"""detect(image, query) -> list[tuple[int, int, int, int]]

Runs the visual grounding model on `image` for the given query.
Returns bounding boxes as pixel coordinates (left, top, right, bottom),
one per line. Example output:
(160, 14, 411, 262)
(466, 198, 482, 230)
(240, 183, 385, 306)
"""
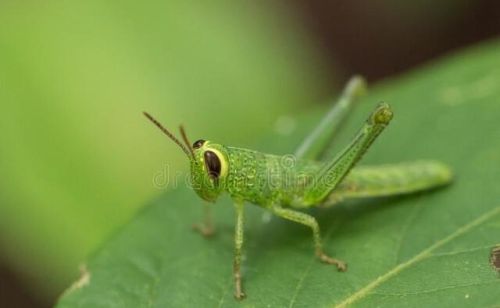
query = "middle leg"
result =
(192, 202, 215, 237)
(271, 205, 347, 271)
(233, 201, 246, 300)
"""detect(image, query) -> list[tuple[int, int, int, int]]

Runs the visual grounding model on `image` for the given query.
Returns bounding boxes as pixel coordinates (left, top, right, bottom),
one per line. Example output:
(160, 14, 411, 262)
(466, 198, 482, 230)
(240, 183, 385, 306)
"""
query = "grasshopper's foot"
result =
(192, 223, 215, 238)
(234, 271, 246, 300)
(317, 250, 347, 272)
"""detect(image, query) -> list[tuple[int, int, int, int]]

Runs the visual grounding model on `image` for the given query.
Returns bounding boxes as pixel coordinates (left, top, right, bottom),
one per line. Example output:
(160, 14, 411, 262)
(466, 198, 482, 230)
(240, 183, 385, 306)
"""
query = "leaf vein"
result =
(288, 258, 315, 308)
(372, 280, 500, 296)
(288, 215, 344, 307)
(333, 206, 500, 308)
(429, 245, 494, 257)
(217, 277, 233, 308)
(393, 200, 423, 264)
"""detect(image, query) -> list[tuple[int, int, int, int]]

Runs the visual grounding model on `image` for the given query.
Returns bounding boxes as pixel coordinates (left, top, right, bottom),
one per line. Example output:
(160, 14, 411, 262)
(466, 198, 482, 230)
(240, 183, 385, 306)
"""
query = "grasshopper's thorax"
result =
(223, 147, 318, 207)
(224, 147, 267, 204)
(190, 140, 229, 202)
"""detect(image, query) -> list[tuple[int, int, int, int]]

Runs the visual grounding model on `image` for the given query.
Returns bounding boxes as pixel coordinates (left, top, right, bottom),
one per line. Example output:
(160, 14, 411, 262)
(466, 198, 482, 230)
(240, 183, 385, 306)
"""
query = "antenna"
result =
(179, 125, 195, 159)
(143, 112, 191, 158)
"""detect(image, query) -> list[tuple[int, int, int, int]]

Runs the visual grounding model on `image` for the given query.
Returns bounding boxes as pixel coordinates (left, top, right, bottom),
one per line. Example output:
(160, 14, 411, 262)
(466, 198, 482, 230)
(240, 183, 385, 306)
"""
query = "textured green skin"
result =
(191, 144, 451, 208)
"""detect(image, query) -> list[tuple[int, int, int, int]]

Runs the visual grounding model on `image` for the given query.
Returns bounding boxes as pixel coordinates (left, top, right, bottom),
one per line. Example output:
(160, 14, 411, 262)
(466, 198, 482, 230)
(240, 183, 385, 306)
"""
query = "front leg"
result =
(271, 205, 347, 271)
(233, 201, 245, 300)
(192, 202, 215, 237)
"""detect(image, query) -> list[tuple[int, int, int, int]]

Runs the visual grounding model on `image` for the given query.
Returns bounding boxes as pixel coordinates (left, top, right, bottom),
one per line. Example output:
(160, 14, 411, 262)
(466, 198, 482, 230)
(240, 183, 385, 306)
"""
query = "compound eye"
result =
(193, 139, 206, 149)
(204, 150, 221, 179)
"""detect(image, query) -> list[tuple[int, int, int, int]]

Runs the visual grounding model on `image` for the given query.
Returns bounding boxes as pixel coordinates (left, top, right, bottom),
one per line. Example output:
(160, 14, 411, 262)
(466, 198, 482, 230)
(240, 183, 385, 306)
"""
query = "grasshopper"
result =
(144, 76, 452, 300)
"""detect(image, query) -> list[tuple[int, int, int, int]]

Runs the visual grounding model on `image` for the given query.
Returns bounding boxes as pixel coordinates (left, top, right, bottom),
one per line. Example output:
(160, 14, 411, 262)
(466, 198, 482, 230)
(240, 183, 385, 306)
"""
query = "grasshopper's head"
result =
(143, 112, 227, 202)
(189, 140, 228, 202)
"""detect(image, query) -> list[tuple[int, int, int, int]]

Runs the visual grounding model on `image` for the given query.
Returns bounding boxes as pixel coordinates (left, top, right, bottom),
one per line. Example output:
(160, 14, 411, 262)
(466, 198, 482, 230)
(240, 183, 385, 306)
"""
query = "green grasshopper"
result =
(144, 76, 452, 300)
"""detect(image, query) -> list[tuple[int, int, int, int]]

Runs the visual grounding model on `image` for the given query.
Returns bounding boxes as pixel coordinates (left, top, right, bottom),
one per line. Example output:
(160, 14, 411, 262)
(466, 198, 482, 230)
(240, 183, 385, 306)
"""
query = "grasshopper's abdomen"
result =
(325, 160, 453, 205)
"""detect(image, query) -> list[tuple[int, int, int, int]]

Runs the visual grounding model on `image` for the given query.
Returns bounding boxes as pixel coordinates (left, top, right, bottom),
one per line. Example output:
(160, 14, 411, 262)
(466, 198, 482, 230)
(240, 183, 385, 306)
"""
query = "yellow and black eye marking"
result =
(490, 245, 500, 275)
(204, 150, 222, 180)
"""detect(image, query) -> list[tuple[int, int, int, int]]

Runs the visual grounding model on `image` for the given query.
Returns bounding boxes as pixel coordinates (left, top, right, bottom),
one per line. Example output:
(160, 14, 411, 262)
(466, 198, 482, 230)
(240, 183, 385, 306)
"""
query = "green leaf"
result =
(57, 40, 500, 307)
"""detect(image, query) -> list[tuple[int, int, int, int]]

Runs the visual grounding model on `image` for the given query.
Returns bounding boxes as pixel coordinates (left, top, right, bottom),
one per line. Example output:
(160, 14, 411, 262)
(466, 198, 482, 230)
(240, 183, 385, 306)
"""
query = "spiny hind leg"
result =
(302, 103, 393, 204)
(271, 205, 347, 271)
(294, 76, 367, 161)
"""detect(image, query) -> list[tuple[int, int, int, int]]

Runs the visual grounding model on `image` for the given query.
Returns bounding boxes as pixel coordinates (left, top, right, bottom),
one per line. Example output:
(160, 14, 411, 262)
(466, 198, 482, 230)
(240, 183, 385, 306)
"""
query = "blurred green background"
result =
(0, 1, 499, 307)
